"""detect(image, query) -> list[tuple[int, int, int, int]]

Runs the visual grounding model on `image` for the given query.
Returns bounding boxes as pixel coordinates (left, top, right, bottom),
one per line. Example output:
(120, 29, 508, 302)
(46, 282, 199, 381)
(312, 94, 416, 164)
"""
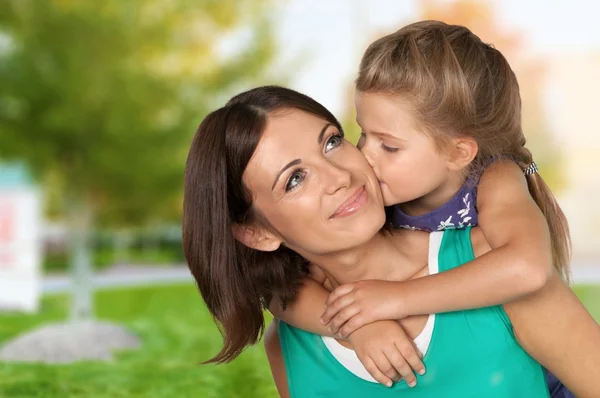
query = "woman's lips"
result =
(331, 186, 368, 218)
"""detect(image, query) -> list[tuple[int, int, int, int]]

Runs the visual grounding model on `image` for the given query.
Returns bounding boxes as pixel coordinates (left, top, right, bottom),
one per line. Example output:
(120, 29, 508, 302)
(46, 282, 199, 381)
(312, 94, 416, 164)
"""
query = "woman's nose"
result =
(323, 161, 352, 195)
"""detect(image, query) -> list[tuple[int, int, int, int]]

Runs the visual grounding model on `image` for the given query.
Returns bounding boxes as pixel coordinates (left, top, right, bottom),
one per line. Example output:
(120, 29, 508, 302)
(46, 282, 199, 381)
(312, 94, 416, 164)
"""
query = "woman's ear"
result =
(447, 136, 478, 171)
(232, 224, 281, 252)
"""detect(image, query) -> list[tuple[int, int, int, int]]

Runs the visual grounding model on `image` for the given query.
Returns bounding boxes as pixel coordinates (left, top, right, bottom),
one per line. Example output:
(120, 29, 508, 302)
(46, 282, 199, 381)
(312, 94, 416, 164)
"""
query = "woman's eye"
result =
(381, 142, 399, 153)
(285, 170, 305, 192)
(325, 134, 343, 152)
(357, 133, 366, 149)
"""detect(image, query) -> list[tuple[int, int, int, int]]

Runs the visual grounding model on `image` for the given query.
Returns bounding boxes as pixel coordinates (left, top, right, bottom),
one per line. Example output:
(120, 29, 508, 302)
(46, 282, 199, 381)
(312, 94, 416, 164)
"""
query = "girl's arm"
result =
(471, 159, 554, 290)
(268, 273, 600, 398)
(402, 160, 554, 311)
(504, 271, 600, 397)
(269, 273, 425, 387)
(322, 161, 555, 336)
(268, 277, 331, 336)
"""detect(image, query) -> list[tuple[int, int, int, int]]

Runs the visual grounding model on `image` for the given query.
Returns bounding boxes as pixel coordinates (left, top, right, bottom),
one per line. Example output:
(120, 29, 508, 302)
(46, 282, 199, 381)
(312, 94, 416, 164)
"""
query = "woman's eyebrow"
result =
(270, 123, 332, 191)
(317, 123, 333, 144)
(272, 159, 302, 191)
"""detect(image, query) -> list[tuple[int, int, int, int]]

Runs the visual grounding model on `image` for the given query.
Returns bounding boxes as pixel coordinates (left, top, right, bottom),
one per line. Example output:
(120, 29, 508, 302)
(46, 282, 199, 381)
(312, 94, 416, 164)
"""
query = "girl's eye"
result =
(325, 133, 344, 152)
(357, 133, 366, 149)
(381, 142, 399, 153)
(285, 170, 305, 192)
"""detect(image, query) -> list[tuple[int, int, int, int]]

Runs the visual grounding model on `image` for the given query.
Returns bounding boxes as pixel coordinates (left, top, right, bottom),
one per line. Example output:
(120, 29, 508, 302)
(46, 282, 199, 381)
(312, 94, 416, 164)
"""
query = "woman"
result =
(183, 86, 600, 397)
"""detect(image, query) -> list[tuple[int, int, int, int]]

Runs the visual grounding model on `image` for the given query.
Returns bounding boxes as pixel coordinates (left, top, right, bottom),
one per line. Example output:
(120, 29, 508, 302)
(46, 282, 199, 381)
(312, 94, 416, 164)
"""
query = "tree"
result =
(0, 0, 279, 362)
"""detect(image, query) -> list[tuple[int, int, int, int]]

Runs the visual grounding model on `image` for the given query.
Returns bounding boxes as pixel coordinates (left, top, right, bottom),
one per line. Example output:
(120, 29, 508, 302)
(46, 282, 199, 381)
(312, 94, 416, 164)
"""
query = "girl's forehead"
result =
(356, 93, 422, 137)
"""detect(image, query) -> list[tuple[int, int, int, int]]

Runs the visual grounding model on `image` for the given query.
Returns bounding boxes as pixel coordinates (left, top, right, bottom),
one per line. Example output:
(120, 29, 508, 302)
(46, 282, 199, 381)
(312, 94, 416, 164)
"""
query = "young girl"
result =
(271, 21, 573, 396)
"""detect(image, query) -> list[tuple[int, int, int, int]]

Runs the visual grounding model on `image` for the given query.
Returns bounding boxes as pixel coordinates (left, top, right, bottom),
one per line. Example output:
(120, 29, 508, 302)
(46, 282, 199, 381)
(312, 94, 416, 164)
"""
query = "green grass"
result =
(0, 284, 599, 398)
(0, 284, 277, 398)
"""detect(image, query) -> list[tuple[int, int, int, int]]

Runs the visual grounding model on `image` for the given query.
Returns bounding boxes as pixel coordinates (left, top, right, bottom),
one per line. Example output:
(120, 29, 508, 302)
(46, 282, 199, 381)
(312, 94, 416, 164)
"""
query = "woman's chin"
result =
(360, 208, 387, 235)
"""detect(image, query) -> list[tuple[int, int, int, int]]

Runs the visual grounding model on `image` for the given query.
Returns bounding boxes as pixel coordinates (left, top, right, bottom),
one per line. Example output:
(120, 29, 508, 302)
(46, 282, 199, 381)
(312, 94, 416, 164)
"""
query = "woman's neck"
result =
(306, 229, 429, 287)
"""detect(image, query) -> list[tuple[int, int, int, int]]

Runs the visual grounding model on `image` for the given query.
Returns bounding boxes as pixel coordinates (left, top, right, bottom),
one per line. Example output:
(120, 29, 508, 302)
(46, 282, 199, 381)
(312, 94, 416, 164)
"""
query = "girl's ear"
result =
(448, 136, 478, 171)
(232, 223, 281, 252)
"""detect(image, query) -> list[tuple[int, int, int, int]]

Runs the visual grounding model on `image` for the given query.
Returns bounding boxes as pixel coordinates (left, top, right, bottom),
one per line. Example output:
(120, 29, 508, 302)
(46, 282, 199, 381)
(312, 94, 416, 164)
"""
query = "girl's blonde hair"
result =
(356, 20, 571, 281)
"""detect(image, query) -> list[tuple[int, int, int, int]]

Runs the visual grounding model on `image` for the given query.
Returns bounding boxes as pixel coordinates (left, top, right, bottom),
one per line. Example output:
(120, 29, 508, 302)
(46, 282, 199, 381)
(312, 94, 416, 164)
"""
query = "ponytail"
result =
(525, 172, 572, 283)
(514, 146, 572, 283)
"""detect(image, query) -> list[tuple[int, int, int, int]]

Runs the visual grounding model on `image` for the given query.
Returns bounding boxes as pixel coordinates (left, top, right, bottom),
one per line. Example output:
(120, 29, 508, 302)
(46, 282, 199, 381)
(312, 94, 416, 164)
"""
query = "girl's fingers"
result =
(320, 294, 355, 324)
(325, 284, 355, 306)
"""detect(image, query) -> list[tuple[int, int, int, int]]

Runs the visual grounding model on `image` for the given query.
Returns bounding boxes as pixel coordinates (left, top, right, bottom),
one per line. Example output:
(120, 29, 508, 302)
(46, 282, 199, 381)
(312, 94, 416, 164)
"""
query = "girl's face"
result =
(242, 108, 386, 257)
(354, 91, 452, 207)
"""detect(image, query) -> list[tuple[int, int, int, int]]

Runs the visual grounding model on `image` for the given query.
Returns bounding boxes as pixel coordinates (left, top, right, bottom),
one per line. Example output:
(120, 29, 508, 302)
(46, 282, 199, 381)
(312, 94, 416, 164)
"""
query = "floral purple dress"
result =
(391, 182, 478, 232)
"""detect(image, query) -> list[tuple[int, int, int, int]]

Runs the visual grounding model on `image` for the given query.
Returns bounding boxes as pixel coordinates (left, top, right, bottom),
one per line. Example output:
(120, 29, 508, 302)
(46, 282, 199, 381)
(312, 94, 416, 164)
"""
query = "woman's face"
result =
(242, 108, 385, 257)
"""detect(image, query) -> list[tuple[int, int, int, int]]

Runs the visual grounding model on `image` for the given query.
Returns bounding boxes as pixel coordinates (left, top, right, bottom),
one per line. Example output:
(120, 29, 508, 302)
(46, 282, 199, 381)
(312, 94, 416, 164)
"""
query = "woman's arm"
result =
(264, 321, 290, 398)
(504, 271, 600, 397)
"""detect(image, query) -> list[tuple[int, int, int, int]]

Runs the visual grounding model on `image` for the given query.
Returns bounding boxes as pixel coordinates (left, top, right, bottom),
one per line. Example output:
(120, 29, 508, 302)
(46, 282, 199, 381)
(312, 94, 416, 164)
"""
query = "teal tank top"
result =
(278, 229, 549, 397)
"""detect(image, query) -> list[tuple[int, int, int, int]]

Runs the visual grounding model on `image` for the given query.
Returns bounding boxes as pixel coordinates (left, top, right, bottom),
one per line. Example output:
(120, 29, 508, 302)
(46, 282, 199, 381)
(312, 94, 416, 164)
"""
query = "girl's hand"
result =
(321, 280, 407, 337)
(347, 320, 425, 388)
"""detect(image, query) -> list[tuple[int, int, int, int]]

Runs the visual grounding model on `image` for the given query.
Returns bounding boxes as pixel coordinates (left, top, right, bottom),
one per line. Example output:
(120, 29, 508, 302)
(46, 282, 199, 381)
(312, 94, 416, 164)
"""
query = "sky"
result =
(272, 0, 600, 115)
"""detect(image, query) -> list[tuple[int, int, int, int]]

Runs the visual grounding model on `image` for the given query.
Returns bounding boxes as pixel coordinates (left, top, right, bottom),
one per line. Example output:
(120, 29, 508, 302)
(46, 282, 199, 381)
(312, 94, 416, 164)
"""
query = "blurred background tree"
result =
(0, 0, 280, 322)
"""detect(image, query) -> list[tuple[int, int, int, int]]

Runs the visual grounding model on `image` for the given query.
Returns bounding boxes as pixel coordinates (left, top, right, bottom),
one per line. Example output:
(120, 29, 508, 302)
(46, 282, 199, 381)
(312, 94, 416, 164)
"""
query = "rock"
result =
(0, 321, 140, 364)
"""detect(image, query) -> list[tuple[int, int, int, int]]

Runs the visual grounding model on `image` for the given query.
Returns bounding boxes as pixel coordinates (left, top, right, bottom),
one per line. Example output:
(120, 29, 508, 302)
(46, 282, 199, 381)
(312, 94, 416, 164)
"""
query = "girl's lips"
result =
(331, 186, 368, 218)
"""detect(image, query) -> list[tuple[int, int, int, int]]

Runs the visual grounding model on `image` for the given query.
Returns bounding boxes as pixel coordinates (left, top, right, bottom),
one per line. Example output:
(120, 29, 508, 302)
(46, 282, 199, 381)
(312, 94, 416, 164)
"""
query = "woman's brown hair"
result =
(183, 85, 344, 363)
(356, 20, 571, 281)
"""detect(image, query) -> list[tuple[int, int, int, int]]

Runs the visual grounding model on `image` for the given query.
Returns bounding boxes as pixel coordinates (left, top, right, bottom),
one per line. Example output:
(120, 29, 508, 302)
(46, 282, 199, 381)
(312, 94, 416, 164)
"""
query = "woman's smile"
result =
(331, 186, 368, 219)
